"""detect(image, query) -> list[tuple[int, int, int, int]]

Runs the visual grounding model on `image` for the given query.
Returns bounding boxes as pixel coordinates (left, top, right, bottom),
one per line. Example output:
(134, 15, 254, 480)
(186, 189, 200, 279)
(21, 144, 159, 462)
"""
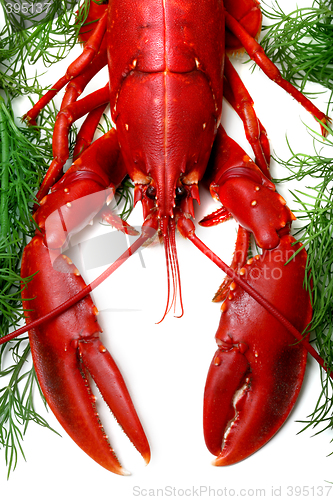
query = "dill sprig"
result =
(0, 93, 61, 476)
(273, 125, 333, 434)
(261, 0, 333, 437)
(0, 339, 59, 478)
(261, 0, 333, 96)
(0, 94, 51, 334)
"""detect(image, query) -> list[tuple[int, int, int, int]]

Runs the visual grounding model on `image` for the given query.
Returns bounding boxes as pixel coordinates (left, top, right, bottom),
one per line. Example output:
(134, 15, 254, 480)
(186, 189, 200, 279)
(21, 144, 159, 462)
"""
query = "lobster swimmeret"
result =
(5, 0, 329, 473)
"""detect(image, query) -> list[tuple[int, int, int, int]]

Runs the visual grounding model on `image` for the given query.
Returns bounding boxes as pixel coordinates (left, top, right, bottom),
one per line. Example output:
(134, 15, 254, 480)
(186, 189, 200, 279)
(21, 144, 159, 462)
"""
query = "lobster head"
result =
(112, 69, 220, 316)
(113, 70, 219, 221)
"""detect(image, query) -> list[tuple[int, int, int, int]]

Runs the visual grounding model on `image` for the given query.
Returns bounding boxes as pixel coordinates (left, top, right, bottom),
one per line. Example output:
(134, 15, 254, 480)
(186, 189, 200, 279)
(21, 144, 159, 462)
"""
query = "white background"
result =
(1, 0, 333, 498)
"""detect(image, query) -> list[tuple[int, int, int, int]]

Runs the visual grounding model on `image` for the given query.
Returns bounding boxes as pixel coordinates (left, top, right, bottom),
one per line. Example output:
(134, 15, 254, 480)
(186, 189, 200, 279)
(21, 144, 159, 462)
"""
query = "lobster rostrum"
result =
(6, 0, 330, 474)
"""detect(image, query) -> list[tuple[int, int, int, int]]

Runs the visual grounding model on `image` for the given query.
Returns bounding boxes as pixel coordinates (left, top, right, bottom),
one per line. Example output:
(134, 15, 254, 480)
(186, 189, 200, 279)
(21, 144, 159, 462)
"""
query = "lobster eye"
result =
(175, 185, 186, 199)
(146, 185, 156, 199)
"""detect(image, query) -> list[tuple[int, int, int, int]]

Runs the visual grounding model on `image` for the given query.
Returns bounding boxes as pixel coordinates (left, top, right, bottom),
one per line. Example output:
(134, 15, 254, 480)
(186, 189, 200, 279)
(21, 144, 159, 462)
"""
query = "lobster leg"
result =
(61, 50, 108, 110)
(223, 56, 270, 175)
(25, 49, 108, 126)
(66, 9, 107, 78)
(224, 0, 262, 54)
(56, 84, 110, 161)
(224, 10, 329, 134)
(73, 103, 109, 159)
(36, 84, 110, 202)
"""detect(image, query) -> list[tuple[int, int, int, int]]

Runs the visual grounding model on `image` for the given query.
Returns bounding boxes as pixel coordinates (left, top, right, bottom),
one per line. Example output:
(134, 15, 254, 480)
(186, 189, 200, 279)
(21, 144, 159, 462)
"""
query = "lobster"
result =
(3, 0, 330, 475)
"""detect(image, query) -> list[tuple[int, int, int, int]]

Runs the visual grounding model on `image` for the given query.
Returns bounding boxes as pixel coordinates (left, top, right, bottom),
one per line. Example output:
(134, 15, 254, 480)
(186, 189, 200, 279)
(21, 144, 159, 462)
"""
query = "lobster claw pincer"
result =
(203, 234, 312, 466)
(21, 235, 150, 474)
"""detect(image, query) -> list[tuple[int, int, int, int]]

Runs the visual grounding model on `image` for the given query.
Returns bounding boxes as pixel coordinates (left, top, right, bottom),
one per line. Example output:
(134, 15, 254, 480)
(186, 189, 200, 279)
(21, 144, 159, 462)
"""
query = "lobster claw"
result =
(21, 235, 150, 474)
(203, 234, 311, 465)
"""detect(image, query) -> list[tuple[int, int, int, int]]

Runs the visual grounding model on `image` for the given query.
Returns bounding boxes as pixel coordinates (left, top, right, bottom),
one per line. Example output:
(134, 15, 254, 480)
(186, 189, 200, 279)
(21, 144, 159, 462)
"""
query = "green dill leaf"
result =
(274, 122, 333, 439)
(0, 92, 61, 475)
(0, 0, 92, 96)
(261, 0, 333, 99)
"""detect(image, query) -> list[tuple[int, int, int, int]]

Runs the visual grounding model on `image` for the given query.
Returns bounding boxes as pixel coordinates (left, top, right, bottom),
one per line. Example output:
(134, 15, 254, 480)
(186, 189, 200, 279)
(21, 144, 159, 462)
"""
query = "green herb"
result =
(262, 0, 333, 437)
(0, 93, 61, 476)
(0, 339, 59, 478)
(273, 123, 333, 434)
(0, 94, 52, 335)
(0, 0, 91, 96)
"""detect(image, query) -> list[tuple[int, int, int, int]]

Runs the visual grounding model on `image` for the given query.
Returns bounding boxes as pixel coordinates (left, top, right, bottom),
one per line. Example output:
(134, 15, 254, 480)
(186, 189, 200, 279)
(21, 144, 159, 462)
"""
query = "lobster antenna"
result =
(157, 217, 173, 323)
(0, 227, 155, 346)
(157, 217, 184, 324)
(169, 217, 184, 319)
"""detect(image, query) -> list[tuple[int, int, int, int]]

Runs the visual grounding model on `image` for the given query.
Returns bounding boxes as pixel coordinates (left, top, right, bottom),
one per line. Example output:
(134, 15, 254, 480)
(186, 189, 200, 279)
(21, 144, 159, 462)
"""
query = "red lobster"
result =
(4, 0, 329, 474)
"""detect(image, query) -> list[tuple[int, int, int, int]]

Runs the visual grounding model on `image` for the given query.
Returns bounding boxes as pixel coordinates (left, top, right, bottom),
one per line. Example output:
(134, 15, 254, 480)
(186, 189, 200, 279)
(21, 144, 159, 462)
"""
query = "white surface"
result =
(1, 0, 333, 498)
